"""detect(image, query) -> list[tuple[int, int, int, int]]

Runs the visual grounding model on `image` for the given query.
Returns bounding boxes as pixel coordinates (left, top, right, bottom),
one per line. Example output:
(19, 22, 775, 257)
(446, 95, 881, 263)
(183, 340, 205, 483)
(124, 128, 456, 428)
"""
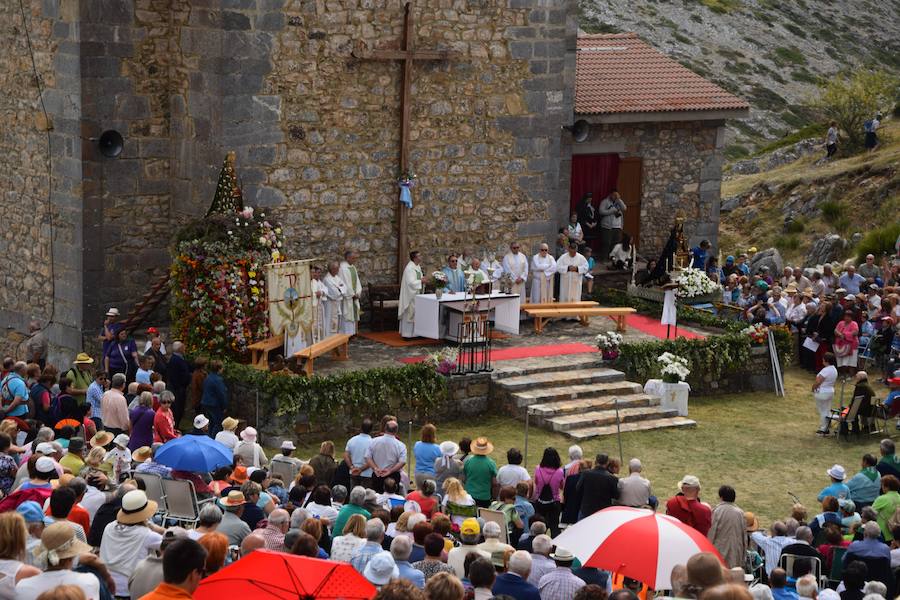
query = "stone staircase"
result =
(491, 354, 696, 440)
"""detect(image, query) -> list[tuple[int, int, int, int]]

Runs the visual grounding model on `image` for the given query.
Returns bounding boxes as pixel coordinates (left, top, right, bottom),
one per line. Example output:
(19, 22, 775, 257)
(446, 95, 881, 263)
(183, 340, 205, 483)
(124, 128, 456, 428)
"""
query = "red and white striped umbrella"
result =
(552, 506, 723, 590)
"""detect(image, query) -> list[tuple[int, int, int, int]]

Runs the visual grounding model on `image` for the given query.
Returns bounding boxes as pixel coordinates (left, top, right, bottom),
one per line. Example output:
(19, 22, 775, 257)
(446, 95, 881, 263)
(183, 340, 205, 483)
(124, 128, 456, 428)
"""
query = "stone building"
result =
(1, 1, 745, 359)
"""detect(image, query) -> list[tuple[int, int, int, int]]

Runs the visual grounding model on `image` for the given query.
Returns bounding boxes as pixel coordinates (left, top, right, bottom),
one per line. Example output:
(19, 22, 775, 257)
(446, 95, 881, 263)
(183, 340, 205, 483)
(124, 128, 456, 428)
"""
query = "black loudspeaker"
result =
(570, 120, 590, 143)
(97, 130, 124, 158)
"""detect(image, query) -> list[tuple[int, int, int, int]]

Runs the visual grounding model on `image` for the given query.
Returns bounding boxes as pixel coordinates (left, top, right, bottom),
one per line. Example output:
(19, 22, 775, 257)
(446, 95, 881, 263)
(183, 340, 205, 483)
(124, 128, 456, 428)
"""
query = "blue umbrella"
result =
(154, 435, 233, 473)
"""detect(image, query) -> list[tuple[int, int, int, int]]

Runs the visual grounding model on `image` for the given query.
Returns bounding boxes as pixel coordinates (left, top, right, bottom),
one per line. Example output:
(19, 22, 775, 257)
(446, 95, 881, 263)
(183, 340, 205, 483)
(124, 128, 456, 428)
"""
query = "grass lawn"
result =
(280, 366, 889, 527)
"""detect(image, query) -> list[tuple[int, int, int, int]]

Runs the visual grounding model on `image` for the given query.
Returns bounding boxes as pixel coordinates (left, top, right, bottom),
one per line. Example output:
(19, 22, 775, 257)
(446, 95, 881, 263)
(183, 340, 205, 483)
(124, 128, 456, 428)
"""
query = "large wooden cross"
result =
(353, 2, 460, 281)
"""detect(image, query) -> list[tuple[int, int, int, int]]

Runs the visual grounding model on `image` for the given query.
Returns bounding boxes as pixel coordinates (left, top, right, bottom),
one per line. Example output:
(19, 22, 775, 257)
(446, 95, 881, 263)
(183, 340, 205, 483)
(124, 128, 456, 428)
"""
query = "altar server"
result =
(323, 261, 351, 336)
(467, 257, 491, 294)
(502, 242, 529, 297)
(338, 251, 363, 335)
(399, 251, 425, 338)
(556, 242, 589, 302)
(530, 243, 556, 303)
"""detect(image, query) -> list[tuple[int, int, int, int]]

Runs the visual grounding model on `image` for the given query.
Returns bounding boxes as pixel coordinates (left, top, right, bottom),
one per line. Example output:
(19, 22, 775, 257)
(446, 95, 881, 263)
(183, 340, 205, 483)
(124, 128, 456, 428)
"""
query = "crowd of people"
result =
(7, 353, 900, 600)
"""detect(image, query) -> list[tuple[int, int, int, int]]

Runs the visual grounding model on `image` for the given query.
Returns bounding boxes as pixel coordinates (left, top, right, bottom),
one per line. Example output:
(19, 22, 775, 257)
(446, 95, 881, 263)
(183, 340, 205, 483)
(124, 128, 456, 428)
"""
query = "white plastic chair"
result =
(134, 472, 168, 519)
(160, 478, 212, 527)
(270, 458, 299, 486)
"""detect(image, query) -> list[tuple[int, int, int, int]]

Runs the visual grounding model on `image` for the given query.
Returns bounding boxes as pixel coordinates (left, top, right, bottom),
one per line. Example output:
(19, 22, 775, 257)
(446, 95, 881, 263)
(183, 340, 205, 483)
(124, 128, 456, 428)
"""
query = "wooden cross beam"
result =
(352, 2, 461, 282)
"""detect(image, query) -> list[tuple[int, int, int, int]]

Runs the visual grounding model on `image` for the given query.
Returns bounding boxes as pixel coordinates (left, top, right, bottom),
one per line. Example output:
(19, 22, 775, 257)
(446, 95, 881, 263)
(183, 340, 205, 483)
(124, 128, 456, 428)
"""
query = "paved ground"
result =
(311, 314, 710, 375)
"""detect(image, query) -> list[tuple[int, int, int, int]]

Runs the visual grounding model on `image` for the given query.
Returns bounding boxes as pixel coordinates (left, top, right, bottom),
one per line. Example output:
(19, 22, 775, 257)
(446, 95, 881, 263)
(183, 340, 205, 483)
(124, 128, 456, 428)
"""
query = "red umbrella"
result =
(552, 506, 723, 590)
(194, 550, 377, 600)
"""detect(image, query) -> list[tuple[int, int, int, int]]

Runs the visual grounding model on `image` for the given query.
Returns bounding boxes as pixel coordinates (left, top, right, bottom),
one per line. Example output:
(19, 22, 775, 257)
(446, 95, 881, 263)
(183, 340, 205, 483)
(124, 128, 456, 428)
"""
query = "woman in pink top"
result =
(532, 447, 565, 536)
(833, 310, 860, 376)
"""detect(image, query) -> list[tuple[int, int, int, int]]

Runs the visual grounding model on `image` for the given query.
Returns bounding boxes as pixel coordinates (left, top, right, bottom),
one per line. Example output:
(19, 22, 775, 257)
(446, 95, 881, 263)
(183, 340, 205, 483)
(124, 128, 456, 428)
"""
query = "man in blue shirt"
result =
(690, 240, 711, 271)
(441, 255, 466, 293)
(818, 464, 851, 501)
(86, 371, 108, 431)
(0, 361, 30, 418)
(390, 536, 425, 588)
(493, 550, 541, 600)
(345, 418, 374, 489)
(839, 265, 866, 295)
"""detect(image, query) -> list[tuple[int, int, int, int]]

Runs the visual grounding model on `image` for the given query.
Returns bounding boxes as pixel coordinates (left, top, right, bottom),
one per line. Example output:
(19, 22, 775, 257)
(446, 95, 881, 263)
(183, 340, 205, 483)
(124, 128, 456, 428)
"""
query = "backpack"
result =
(537, 470, 555, 503)
(864, 120, 874, 132)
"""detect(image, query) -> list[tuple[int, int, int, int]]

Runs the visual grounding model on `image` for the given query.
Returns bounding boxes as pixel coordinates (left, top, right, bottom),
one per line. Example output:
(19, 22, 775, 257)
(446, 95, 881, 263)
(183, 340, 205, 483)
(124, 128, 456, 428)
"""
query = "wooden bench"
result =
(248, 334, 284, 370)
(525, 307, 637, 334)
(520, 301, 599, 310)
(367, 283, 400, 332)
(292, 333, 351, 376)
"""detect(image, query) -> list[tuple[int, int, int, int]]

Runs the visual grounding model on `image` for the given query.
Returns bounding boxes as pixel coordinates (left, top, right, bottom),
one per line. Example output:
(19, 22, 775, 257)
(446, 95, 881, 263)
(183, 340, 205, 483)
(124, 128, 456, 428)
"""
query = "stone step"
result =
(528, 393, 658, 418)
(494, 368, 625, 393)
(545, 406, 679, 432)
(565, 417, 697, 440)
(512, 383, 646, 408)
(491, 354, 603, 380)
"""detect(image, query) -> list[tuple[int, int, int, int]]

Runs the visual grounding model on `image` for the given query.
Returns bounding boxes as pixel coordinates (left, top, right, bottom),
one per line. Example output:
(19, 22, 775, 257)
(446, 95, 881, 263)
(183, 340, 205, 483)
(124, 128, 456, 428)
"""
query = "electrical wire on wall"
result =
(14, 0, 56, 360)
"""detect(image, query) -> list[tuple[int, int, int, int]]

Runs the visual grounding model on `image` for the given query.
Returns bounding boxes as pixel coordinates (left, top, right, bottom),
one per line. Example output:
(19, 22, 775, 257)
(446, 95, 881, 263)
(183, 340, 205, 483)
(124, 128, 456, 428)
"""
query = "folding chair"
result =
(779, 553, 823, 588)
(134, 472, 168, 520)
(270, 459, 299, 487)
(871, 401, 888, 436)
(827, 395, 864, 441)
(160, 478, 213, 528)
(478, 508, 510, 546)
(828, 547, 846, 588)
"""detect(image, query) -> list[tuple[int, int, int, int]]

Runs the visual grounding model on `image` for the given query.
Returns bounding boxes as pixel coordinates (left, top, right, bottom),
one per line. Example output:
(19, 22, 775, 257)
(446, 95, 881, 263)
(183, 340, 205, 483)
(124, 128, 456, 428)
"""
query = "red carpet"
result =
(614, 313, 705, 340)
(398, 342, 598, 364)
(360, 330, 509, 347)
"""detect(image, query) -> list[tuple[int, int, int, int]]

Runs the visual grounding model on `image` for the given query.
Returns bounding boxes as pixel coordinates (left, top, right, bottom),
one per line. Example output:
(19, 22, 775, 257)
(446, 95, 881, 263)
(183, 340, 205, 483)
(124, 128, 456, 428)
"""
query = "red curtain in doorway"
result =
(570, 154, 620, 214)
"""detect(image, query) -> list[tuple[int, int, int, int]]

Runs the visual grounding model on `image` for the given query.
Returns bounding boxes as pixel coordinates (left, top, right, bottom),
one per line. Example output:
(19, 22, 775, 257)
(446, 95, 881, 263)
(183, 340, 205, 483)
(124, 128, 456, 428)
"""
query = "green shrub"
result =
(774, 234, 800, 251)
(791, 69, 821, 85)
(222, 361, 447, 421)
(690, 14, 703, 23)
(725, 145, 750, 160)
(771, 46, 807, 66)
(756, 122, 826, 155)
(856, 222, 900, 263)
(784, 218, 805, 234)
(673, 31, 692, 44)
(783, 23, 807, 38)
(699, 0, 742, 14)
(819, 199, 846, 221)
(813, 69, 899, 149)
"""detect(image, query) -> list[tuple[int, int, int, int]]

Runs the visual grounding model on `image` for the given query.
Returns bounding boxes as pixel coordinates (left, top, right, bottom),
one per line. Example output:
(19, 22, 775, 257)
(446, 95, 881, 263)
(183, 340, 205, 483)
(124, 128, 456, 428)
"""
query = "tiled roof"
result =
(575, 33, 750, 115)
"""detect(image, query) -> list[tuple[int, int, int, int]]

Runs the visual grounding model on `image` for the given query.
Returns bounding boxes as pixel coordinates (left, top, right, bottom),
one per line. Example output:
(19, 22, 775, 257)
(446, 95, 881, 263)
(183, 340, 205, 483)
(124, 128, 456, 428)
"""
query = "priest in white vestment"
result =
(530, 243, 556, 303)
(556, 242, 589, 302)
(338, 251, 362, 335)
(322, 261, 350, 336)
(399, 251, 424, 338)
(502, 242, 529, 297)
(485, 255, 503, 293)
(311, 265, 326, 343)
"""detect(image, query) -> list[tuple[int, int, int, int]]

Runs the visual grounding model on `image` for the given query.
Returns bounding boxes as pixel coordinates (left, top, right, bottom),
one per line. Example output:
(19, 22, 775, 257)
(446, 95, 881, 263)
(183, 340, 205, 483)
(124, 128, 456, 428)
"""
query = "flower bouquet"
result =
(464, 268, 486, 290)
(741, 323, 769, 345)
(675, 267, 720, 299)
(595, 331, 623, 361)
(432, 271, 448, 298)
(658, 352, 690, 383)
(424, 347, 458, 376)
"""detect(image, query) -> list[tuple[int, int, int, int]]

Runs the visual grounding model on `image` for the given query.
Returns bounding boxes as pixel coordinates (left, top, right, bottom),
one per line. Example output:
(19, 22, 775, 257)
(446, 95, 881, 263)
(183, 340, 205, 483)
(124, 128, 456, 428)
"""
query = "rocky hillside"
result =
(579, 0, 900, 157)
(718, 119, 899, 268)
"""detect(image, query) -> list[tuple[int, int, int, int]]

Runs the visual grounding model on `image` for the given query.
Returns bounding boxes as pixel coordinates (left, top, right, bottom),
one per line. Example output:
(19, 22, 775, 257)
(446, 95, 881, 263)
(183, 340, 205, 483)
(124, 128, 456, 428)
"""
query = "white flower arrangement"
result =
(675, 267, 720, 298)
(595, 331, 623, 351)
(464, 268, 485, 288)
(432, 271, 448, 287)
(658, 352, 690, 383)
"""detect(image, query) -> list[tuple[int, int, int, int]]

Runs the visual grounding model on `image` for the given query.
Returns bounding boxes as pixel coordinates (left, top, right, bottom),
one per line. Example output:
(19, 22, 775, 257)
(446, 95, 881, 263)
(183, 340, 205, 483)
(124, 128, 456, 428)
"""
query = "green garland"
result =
(222, 361, 447, 422)
(593, 288, 746, 332)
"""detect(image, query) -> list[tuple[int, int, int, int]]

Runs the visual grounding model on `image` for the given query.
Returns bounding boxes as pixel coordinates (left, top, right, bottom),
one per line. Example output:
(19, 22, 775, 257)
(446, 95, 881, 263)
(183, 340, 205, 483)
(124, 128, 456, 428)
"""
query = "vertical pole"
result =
(613, 396, 624, 465)
(396, 3, 413, 283)
(407, 419, 413, 482)
(255, 390, 260, 429)
(524, 409, 530, 469)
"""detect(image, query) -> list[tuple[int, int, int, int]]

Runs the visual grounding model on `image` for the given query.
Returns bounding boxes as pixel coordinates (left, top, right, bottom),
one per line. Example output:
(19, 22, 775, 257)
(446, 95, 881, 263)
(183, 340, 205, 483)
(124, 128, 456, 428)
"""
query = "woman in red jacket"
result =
(153, 390, 179, 443)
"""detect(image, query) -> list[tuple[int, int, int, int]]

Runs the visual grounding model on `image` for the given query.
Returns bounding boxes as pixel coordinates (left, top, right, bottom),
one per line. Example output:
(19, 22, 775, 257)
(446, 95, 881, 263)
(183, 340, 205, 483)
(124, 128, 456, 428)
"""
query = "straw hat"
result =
(73, 353, 94, 365)
(117, 490, 158, 525)
(280, 440, 296, 451)
(132, 446, 153, 462)
(219, 490, 246, 508)
(549, 547, 575, 562)
(471, 437, 493, 455)
(90, 431, 114, 448)
(222, 417, 239, 432)
(38, 523, 92, 566)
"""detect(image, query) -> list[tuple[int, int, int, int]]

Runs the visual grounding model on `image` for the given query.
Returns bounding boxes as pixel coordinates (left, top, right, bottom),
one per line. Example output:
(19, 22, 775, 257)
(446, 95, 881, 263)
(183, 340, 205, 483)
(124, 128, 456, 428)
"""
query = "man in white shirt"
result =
(338, 251, 363, 335)
(98, 490, 164, 597)
(598, 190, 626, 258)
(364, 420, 407, 493)
(399, 251, 424, 338)
(272, 440, 304, 469)
(502, 242, 529, 297)
(497, 448, 531, 491)
(617, 458, 653, 508)
(556, 243, 589, 302)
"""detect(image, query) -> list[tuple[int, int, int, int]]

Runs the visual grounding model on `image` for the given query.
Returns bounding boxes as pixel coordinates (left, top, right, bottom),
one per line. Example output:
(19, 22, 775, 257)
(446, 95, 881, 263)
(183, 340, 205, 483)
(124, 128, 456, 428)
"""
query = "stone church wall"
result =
(3, 0, 577, 355)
